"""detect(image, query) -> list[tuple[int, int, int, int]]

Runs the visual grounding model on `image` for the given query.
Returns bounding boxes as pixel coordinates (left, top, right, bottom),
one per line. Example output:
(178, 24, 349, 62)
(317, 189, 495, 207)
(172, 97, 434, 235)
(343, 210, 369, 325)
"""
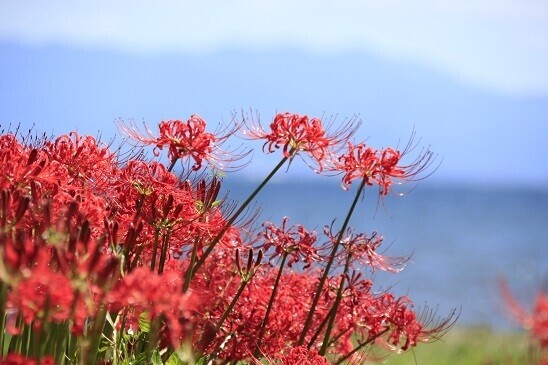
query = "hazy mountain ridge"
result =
(1, 42, 547, 184)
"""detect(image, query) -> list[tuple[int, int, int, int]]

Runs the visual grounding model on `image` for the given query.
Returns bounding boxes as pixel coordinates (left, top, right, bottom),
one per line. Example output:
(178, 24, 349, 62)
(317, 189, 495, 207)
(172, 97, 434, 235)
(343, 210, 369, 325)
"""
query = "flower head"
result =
(258, 217, 319, 269)
(334, 139, 435, 194)
(500, 279, 548, 350)
(106, 266, 202, 348)
(118, 115, 246, 171)
(243, 112, 358, 171)
(277, 346, 329, 365)
(325, 225, 409, 273)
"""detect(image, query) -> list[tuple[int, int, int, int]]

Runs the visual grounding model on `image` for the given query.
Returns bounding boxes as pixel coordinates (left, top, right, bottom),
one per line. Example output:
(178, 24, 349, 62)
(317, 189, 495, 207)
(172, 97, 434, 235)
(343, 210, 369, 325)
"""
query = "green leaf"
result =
(194, 357, 207, 365)
(138, 311, 151, 333)
(151, 350, 163, 365)
(166, 352, 186, 365)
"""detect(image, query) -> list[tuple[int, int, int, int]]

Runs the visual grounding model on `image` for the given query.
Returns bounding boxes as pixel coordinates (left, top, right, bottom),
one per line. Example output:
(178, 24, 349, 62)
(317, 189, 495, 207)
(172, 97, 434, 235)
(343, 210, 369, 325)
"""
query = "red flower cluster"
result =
(276, 346, 329, 365)
(0, 114, 453, 364)
(106, 266, 202, 347)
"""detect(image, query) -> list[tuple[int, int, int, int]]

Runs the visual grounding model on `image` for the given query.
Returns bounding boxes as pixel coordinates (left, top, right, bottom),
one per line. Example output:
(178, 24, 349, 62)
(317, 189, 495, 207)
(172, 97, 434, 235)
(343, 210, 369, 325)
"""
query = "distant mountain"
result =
(1, 42, 547, 185)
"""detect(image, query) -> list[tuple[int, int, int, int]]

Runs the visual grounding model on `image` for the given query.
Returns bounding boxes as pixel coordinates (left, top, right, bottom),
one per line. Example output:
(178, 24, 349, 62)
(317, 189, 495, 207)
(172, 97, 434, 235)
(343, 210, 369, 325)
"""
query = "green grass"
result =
(384, 326, 541, 365)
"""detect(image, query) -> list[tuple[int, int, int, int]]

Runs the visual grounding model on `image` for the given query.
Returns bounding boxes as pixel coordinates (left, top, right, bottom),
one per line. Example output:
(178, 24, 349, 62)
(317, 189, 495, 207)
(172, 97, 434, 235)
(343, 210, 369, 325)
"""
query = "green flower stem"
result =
(82, 306, 108, 365)
(307, 305, 336, 348)
(66, 332, 77, 365)
(320, 250, 353, 355)
(22, 322, 31, 356)
(333, 328, 389, 365)
(254, 252, 288, 357)
(34, 300, 50, 358)
(65, 334, 78, 364)
(184, 235, 201, 292)
(215, 275, 252, 333)
(9, 316, 25, 354)
(167, 157, 179, 173)
(149, 228, 161, 271)
(157, 230, 172, 274)
(206, 275, 255, 365)
(298, 178, 367, 346)
(144, 316, 163, 354)
(0, 282, 7, 354)
(183, 155, 289, 291)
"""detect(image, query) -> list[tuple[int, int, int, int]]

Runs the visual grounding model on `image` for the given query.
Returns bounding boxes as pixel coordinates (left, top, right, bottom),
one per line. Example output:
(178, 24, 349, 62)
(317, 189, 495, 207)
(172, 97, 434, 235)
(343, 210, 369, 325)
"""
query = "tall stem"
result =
(254, 252, 288, 357)
(157, 230, 171, 274)
(167, 157, 179, 173)
(184, 235, 201, 290)
(149, 228, 161, 271)
(183, 156, 288, 291)
(82, 305, 107, 365)
(307, 305, 335, 348)
(333, 328, 389, 365)
(298, 178, 366, 345)
(0, 282, 7, 354)
(214, 279, 249, 333)
(320, 251, 353, 355)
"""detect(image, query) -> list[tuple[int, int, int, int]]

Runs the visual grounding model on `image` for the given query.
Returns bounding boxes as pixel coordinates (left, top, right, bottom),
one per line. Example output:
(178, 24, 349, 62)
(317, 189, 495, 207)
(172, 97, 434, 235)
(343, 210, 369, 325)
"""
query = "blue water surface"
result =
(220, 178, 548, 330)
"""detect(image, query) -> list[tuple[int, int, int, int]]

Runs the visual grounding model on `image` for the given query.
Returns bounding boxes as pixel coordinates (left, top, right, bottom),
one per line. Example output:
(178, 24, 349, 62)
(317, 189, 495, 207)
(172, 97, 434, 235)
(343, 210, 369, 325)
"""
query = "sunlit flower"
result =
(243, 112, 358, 171)
(325, 225, 408, 273)
(333, 138, 435, 194)
(6, 253, 75, 331)
(276, 346, 329, 365)
(118, 115, 247, 170)
(258, 217, 320, 269)
(106, 266, 202, 348)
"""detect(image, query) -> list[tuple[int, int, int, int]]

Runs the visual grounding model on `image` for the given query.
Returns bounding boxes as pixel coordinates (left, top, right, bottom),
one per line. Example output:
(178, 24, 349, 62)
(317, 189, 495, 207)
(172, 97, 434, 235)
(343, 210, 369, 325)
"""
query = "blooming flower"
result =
(106, 266, 202, 348)
(276, 346, 329, 365)
(258, 217, 319, 269)
(243, 112, 358, 171)
(0, 119, 453, 363)
(6, 253, 75, 331)
(325, 225, 409, 273)
(118, 115, 246, 171)
(334, 140, 435, 194)
(500, 280, 548, 351)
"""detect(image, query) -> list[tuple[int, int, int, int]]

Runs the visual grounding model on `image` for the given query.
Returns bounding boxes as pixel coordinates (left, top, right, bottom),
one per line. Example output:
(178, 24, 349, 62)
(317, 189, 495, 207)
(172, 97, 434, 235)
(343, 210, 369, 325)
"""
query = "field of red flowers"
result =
(0, 112, 458, 364)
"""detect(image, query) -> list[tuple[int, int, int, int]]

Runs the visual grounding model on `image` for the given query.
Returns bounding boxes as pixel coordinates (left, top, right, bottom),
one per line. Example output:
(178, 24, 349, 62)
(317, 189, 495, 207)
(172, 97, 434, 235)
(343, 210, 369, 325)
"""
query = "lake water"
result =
(221, 179, 548, 330)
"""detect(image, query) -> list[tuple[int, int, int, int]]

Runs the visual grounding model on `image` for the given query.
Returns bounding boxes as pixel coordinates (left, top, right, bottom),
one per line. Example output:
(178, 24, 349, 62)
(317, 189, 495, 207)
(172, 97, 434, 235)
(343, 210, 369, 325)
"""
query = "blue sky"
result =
(1, 1, 547, 185)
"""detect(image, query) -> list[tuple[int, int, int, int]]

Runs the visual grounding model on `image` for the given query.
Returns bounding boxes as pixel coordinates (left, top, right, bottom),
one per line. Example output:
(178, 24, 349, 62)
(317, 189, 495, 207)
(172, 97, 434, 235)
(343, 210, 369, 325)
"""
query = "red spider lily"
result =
(118, 115, 246, 171)
(203, 269, 330, 361)
(106, 266, 202, 348)
(258, 217, 320, 269)
(243, 112, 359, 171)
(0, 119, 454, 363)
(0, 135, 66, 193)
(44, 132, 117, 185)
(500, 279, 548, 350)
(6, 252, 75, 332)
(334, 139, 435, 194)
(276, 346, 329, 365)
(325, 225, 409, 273)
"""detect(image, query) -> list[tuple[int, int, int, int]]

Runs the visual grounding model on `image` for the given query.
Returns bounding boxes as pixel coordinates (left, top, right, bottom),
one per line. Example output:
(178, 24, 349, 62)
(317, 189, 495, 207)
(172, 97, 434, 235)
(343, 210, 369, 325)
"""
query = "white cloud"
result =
(1, 0, 547, 96)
